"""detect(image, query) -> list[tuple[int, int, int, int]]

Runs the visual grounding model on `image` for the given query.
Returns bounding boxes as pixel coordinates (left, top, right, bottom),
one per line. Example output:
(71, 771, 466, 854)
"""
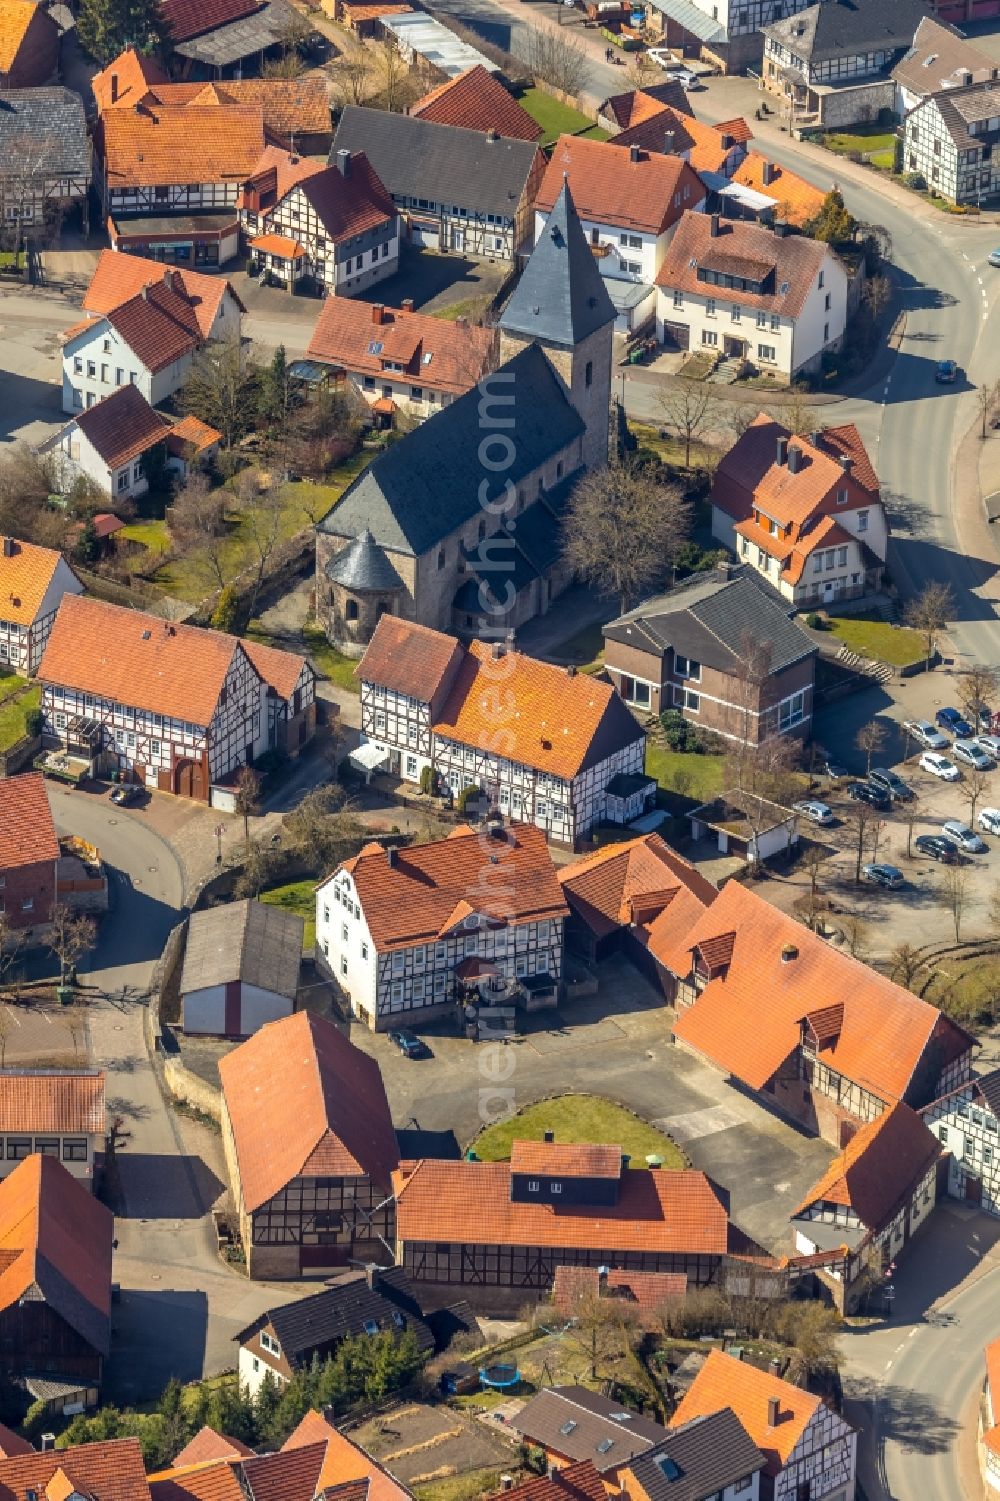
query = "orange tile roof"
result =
(821, 422, 880, 493)
(0, 0, 54, 76)
(0, 1153, 113, 1355)
(393, 1159, 730, 1256)
(0, 772, 59, 870)
(38, 594, 244, 727)
(712, 413, 880, 529)
(244, 142, 326, 205)
(792, 1101, 939, 1229)
(671, 1349, 819, 1475)
(611, 105, 743, 174)
(83, 249, 243, 340)
(0, 536, 73, 628)
(331, 822, 567, 952)
(637, 885, 715, 976)
(538, 134, 702, 234)
(411, 66, 542, 141)
(282, 1411, 411, 1501)
(166, 413, 223, 458)
(293, 156, 395, 242)
(731, 152, 826, 228)
(671, 881, 972, 1104)
(0, 1069, 105, 1134)
(0, 1439, 149, 1501)
(306, 297, 495, 397)
(103, 280, 203, 372)
(486, 1461, 606, 1501)
(92, 47, 168, 112)
(98, 103, 265, 188)
(715, 116, 754, 144)
(218, 1012, 399, 1212)
(656, 213, 832, 321)
(73, 384, 173, 471)
(600, 84, 692, 128)
(0, 1425, 31, 1459)
(150, 1461, 245, 1501)
(987, 1340, 1000, 1409)
(551, 1266, 687, 1326)
(510, 1141, 623, 1179)
(172, 1428, 255, 1467)
(251, 233, 305, 258)
(357, 613, 465, 705)
(113, 76, 333, 140)
(559, 833, 716, 941)
(242, 638, 309, 703)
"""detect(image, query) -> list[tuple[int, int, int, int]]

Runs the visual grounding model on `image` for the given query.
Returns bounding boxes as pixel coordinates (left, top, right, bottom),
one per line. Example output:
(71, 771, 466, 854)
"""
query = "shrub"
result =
(419, 764, 436, 795)
(24, 707, 43, 737)
(805, 612, 823, 630)
(902, 171, 926, 190)
(456, 784, 480, 814)
(22, 1399, 49, 1438)
(211, 584, 239, 632)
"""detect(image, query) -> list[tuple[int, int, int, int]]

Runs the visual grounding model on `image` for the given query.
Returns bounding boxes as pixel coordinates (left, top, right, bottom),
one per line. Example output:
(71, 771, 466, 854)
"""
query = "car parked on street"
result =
(110, 784, 143, 806)
(847, 780, 890, 808)
(862, 862, 905, 889)
(990, 249, 1000, 269)
(936, 707, 975, 738)
(952, 739, 994, 770)
(935, 359, 958, 383)
(919, 752, 961, 781)
(979, 807, 1000, 835)
(942, 819, 988, 853)
(915, 833, 960, 863)
(869, 768, 915, 802)
(388, 1029, 430, 1059)
(792, 799, 834, 825)
(904, 719, 948, 750)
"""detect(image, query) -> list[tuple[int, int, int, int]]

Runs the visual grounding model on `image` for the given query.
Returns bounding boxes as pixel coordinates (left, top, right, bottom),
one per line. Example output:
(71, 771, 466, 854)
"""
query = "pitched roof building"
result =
(82, 249, 244, 341)
(0, 536, 82, 676)
(902, 77, 1000, 205)
(597, 82, 693, 131)
(513, 1387, 671, 1481)
(410, 65, 542, 140)
(0, 772, 61, 941)
(551, 1265, 688, 1328)
(727, 152, 827, 227)
(0, 1438, 150, 1501)
(762, 0, 929, 123)
(609, 106, 749, 175)
(160, 0, 303, 74)
(671, 880, 973, 1144)
(0, 0, 59, 87)
(0, 1068, 106, 1184)
(0, 86, 90, 235)
(171, 1428, 255, 1467)
(892, 15, 997, 111)
(219, 1011, 399, 1278)
(180, 898, 304, 1039)
(623, 1412, 767, 1501)
(486, 1461, 606, 1501)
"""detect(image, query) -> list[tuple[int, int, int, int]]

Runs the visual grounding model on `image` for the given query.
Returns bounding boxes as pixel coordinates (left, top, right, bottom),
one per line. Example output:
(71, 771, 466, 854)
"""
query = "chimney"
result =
(774, 219, 790, 238)
(565, 664, 577, 677)
(40, 1434, 55, 1451)
(769, 1358, 781, 1376)
(809, 429, 822, 447)
(721, 131, 734, 149)
(141, 284, 148, 300)
(776, 435, 788, 467)
(337, 148, 352, 177)
(621, 1153, 631, 1170)
(630, 144, 641, 163)
(365, 1263, 379, 1290)
(110, 72, 119, 104)
(387, 845, 398, 868)
(372, 303, 385, 325)
(767, 1397, 780, 1427)
(716, 557, 732, 581)
(781, 942, 798, 963)
(1, 537, 13, 557)
(491, 640, 505, 661)
(543, 1129, 555, 1143)
(839, 454, 854, 476)
(762, 160, 775, 186)
(486, 127, 499, 143)
(787, 444, 802, 475)
(401, 298, 414, 312)
(709, 213, 720, 238)
(501, 1479, 514, 1493)
(664, 130, 675, 154)
(163, 268, 175, 292)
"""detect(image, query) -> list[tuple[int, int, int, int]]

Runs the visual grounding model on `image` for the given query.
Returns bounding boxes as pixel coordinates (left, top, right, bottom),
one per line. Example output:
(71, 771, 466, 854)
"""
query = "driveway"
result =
(0, 287, 81, 445)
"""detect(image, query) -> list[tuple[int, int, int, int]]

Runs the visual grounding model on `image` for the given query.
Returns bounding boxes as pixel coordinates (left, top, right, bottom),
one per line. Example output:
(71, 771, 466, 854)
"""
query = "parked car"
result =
(942, 819, 988, 853)
(822, 758, 849, 779)
(952, 738, 994, 770)
(110, 784, 142, 806)
(869, 768, 915, 802)
(792, 799, 834, 825)
(388, 1029, 430, 1059)
(846, 780, 890, 808)
(936, 707, 974, 738)
(862, 862, 904, 889)
(976, 735, 1000, 758)
(914, 833, 960, 863)
(979, 807, 1000, 835)
(990, 249, 1000, 269)
(935, 359, 958, 383)
(975, 702, 994, 728)
(919, 751, 961, 780)
(903, 719, 948, 750)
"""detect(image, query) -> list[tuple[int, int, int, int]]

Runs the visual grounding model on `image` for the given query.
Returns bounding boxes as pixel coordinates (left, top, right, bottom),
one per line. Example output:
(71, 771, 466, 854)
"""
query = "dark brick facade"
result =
(1, 854, 56, 934)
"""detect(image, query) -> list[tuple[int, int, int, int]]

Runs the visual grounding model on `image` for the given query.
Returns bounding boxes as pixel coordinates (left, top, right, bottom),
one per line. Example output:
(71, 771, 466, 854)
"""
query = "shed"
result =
(181, 897, 304, 1037)
(687, 790, 797, 865)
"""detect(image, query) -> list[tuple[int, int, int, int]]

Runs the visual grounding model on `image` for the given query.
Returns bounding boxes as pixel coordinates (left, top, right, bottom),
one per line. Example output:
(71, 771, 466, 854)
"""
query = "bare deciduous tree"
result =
(792, 844, 828, 931)
(960, 765, 991, 827)
(855, 719, 887, 776)
(242, 479, 286, 617)
(233, 839, 280, 899)
(562, 461, 689, 612)
(337, 54, 373, 106)
(847, 799, 880, 883)
(566, 1292, 637, 1382)
(234, 765, 263, 846)
(179, 334, 262, 450)
(959, 664, 997, 727)
(168, 470, 229, 589)
(903, 581, 954, 670)
(842, 913, 869, 959)
(521, 29, 590, 98)
(941, 864, 970, 942)
(977, 378, 1000, 440)
(658, 382, 718, 469)
(48, 905, 96, 985)
(862, 274, 892, 325)
(889, 941, 925, 991)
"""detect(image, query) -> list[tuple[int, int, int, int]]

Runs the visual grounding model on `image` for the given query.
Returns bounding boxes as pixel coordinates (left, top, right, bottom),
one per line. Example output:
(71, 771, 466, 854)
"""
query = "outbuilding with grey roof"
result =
(180, 897, 304, 1038)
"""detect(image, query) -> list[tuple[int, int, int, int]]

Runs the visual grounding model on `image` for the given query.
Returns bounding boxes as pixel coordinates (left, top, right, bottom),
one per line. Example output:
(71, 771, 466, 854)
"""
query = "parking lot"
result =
(0, 288, 79, 447)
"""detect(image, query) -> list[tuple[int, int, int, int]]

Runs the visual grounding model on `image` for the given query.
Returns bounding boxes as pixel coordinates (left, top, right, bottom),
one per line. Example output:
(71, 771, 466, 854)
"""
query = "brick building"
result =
(0, 773, 60, 942)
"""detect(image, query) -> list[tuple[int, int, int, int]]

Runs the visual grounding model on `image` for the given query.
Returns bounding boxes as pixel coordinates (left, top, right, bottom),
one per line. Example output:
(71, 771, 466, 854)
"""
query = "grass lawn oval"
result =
(470, 1093, 686, 1169)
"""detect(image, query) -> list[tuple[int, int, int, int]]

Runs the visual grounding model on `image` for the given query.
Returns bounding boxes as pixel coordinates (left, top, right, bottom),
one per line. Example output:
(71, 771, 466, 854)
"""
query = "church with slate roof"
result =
(314, 181, 615, 652)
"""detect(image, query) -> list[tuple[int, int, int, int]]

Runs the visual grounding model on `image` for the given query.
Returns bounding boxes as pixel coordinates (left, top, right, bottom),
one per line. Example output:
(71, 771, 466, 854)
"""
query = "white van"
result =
(978, 807, 1000, 835)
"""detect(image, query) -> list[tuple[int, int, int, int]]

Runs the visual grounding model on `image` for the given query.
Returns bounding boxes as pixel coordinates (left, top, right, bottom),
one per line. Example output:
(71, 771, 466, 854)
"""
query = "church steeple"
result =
(498, 177, 616, 349)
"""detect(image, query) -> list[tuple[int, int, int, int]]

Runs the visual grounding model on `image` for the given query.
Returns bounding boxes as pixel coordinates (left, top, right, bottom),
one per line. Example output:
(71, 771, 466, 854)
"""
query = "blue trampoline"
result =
(480, 1362, 521, 1390)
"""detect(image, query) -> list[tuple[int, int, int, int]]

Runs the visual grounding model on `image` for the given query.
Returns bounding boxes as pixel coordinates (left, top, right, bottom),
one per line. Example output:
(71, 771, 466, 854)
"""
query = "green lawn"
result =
(824, 612, 924, 667)
(517, 87, 608, 146)
(0, 672, 25, 707)
(119, 519, 170, 556)
(472, 1094, 687, 1169)
(548, 620, 605, 673)
(821, 127, 896, 158)
(302, 622, 360, 693)
(645, 743, 725, 802)
(0, 682, 40, 752)
(259, 879, 316, 949)
(630, 421, 720, 471)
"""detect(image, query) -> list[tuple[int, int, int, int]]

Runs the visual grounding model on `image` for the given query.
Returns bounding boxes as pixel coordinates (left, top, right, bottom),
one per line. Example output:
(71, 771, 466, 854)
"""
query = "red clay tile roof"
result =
(160, 0, 259, 43)
(0, 1153, 113, 1356)
(172, 1428, 255, 1467)
(0, 1069, 105, 1134)
(330, 822, 567, 952)
(712, 413, 880, 528)
(0, 0, 56, 78)
(551, 1266, 687, 1326)
(792, 1101, 940, 1229)
(671, 1349, 819, 1475)
(242, 638, 309, 703)
(73, 384, 172, 470)
(357, 614, 465, 705)
(671, 881, 972, 1104)
(988, 1340, 1000, 1408)
(510, 1141, 623, 1179)
(393, 1159, 730, 1256)
(218, 1012, 399, 1212)
(103, 280, 203, 372)
(251, 233, 305, 257)
(656, 212, 832, 320)
(820, 422, 880, 493)
(0, 1438, 149, 1501)
(600, 84, 693, 128)
(294, 155, 395, 242)
(83, 250, 244, 340)
(0, 772, 60, 870)
(411, 66, 542, 141)
(0, 1426, 32, 1460)
(731, 153, 826, 228)
(559, 834, 716, 941)
(714, 116, 754, 144)
(538, 134, 703, 234)
(243, 143, 326, 206)
(281, 1411, 411, 1501)
(0, 537, 74, 628)
(638, 887, 715, 976)
(38, 594, 245, 727)
(243, 1443, 328, 1501)
(150, 1461, 246, 1501)
(611, 106, 747, 174)
(306, 298, 495, 397)
(92, 47, 169, 111)
(98, 103, 265, 187)
(486, 1462, 606, 1501)
(166, 414, 223, 459)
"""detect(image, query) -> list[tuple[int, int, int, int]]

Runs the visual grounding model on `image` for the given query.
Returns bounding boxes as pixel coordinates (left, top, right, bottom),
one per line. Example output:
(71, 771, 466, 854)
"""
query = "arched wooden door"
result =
(174, 759, 205, 801)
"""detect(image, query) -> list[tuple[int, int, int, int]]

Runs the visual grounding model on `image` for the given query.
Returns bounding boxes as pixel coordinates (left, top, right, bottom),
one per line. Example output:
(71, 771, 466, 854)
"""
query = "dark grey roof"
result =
(317, 343, 585, 557)
(174, 0, 297, 64)
(331, 106, 540, 219)
(604, 567, 816, 677)
(764, 0, 929, 62)
(976, 1069, 1000, 1117)
(454, 477, 576, 612)
(238, 1267, 435, 1366)
(928, 81, 1000, 149)
(0, 88, 89, 179)
(499, 180, 616, 348)
(325, 528, 404, 593)
(180, 898, 303, 1001)
(514, 1386, 670, 1473)
(632, 1411, 766, 1501)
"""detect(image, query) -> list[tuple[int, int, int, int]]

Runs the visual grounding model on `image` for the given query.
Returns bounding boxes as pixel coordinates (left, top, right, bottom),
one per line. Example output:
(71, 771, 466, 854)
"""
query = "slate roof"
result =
(627, 1411, 766, 1501)
(513, 1387, 671, 1472)
(237, 1266, 434, 1365)
(411, 65, 542, 140)
(325, 529, 404, 592)
(0, 771, 60, 870)
(499, 180, 616, 348)
(0, 1069, 105, 1135)
(180, 898, 303, 1002)
(920, 79, 1000, 149)
(316, 343, 584, 557)
(331, 106, 541, 219)
(791, 1100, 940, 1230)
(0, 87, 88, 178)
(604, 566, 815, 677)
(892, 16, 996, 98)
(764, 0, 929, 63)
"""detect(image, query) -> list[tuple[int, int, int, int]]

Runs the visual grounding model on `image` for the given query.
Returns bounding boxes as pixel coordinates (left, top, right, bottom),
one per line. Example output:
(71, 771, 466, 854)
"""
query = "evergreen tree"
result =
(803, 189, 855, 245)
(77, 0, 168, 64)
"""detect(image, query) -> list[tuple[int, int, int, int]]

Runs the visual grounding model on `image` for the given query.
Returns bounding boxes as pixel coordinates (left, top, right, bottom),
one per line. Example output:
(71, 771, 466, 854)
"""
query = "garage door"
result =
(662, 320, 690, 350)
(409, 219, 440, 249)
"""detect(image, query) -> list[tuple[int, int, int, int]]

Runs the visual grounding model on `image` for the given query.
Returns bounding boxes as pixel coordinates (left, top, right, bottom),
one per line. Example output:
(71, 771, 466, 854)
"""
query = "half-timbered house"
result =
(218, 1011, 400, 1278)
(392, 1146, 732, 1307)
(670, 1349, 857, 1501)
(37, 594, 311, 802)
(0, 87, 91, 237)
(356, 617, 653, 847)
(513, 1387, 673, 1488)
(669, 881, 973, 1147)
(0, 536, 82, 676)
(315, 823, 567, 1030)
(921, 1068, 1000, 1217)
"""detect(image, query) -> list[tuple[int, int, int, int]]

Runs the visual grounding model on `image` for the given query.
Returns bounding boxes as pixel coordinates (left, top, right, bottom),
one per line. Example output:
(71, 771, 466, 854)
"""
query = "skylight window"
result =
(368, 340, 384, 355)
(779, 281, 790, 294)
(656, 1456, 681, 1481)
(423, 351, 433, 365)
(363, 1319, 379, 1335)
(560, 1420, 578, 1436)
(596, 1439, 614, 1454)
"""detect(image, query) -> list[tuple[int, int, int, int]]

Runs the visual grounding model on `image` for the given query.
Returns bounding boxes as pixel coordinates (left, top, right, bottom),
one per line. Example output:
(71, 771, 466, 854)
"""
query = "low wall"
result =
(0, 734, 41, 777)
(163, 1057, 223, 1123)
(815, 79, 896, 130)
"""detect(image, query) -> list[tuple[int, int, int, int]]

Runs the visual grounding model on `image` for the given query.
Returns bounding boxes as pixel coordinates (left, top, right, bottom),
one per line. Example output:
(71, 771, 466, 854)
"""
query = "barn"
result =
(180, 898, 303, 1038)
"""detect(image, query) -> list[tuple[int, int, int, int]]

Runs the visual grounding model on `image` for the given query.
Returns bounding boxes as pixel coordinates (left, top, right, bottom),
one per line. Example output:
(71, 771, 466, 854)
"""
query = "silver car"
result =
(942, 819, 988, 852)
(953, 739, 994, 770)
(792, 799, 834, 825)
(904, 719, 948, 750)
(976, 735, 1000, 758)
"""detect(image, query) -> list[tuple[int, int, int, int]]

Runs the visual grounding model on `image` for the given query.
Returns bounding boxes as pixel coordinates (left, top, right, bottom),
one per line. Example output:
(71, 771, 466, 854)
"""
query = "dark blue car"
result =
(936, 706, 974, 737)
